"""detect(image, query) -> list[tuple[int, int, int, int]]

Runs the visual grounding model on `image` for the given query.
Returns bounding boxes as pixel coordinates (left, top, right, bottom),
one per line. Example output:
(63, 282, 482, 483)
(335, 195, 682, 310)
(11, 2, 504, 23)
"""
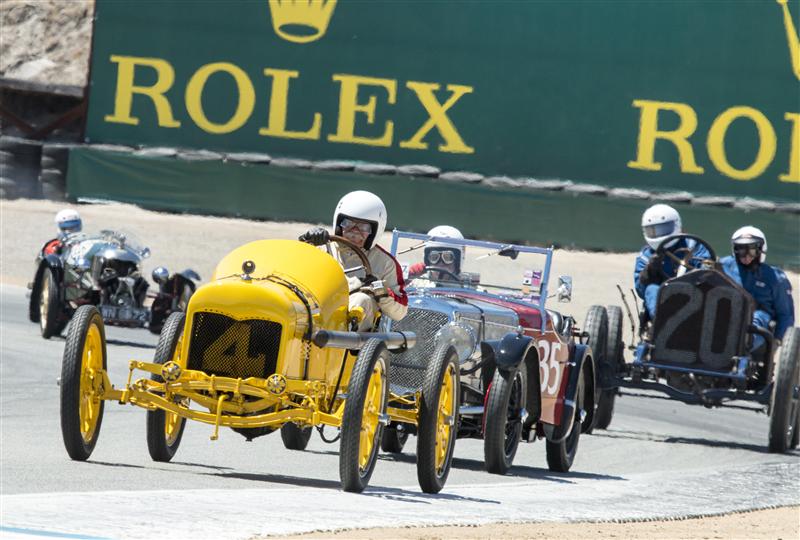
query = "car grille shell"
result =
(387, 308, 450, 391)
(187, 312, 282, 380)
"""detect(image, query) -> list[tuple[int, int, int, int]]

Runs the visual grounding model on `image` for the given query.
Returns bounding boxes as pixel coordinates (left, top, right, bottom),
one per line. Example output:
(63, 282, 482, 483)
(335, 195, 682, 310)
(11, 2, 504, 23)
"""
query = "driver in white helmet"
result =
(720, 226, 795, 350)
(407, 225, 465, 286)
(633, 204, 711, 320)
(299, 190, 408, 330)
(43, 208, 83, 256)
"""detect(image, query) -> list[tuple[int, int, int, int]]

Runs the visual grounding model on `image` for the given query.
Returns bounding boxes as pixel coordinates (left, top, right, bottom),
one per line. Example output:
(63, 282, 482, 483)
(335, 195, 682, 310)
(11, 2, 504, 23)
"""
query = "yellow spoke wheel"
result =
(60, 305, 107, 461)
(340, 339, 389, 493)
(417, 345, 460, 494)
(147, 312, 188, 462)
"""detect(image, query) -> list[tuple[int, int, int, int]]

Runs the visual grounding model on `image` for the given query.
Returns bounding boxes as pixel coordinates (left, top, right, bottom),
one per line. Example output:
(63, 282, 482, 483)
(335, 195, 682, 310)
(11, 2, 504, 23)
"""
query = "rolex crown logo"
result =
(268, 0, 337, 44)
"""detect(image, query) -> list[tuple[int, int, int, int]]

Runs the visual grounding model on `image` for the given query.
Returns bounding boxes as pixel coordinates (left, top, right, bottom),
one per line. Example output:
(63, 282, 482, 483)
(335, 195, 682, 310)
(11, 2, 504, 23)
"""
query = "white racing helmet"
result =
(731, 225, 767, 263)
(55, 208, 82, 234)
(332, 190, 387, 250)
(425, 225, 465, 273)
(641, 204, 682, 250)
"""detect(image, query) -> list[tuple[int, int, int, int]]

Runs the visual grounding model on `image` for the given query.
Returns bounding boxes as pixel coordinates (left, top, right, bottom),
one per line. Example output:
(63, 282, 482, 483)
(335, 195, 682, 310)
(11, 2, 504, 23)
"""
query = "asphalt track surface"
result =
(0, 202, 798, 539)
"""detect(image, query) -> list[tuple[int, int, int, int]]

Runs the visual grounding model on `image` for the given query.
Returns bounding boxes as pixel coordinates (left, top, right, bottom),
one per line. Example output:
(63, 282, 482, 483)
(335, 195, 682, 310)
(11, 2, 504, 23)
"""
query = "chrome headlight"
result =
(152, 266, 169, 284)
(434, 322, 477, 362)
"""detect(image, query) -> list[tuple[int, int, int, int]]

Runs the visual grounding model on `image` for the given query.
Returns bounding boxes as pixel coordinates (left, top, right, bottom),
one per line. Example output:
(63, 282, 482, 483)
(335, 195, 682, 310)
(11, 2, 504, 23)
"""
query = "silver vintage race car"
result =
(380, 230, 610, 475)
(29, 229, 200, 338)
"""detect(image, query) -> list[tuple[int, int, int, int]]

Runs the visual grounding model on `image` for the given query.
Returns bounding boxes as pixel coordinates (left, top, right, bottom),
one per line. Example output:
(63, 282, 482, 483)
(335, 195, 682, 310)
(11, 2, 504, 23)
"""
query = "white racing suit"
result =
(331, 244, 408, 331)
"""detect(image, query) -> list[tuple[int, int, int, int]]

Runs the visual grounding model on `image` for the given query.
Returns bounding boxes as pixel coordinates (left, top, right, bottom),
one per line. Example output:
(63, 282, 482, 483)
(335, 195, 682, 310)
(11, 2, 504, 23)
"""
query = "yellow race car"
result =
(59, 236, 458, 493)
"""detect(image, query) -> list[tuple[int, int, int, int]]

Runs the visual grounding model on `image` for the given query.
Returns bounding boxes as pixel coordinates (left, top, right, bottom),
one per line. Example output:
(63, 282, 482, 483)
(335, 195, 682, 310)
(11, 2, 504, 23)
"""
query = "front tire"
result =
(39, 267, 66, 339)
(768, 327, 800, 453)
(60, 305, 106, 461)
(146, 311, 187, 462)
(484, 367, 526, 475)
(546, 361, 587, 472)
(280, 422, 313, 451)
(340, 339, 389, 493)
(416, 345, 460, 493)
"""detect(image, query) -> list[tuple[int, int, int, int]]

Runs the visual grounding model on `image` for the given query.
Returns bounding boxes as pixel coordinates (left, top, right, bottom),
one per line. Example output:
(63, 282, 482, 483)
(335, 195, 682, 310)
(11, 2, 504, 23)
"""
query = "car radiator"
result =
(387, 308, 450, 392)
(187, 312, 281, 380)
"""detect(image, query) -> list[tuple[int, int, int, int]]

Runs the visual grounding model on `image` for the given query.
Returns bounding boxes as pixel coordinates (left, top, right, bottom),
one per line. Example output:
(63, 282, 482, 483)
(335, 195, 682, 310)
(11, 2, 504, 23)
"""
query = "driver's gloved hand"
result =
(639, 256, 663, 286)
(361, 279, 388, 299)
(361, 274, 378, 286)
(298, 227, 329, 246)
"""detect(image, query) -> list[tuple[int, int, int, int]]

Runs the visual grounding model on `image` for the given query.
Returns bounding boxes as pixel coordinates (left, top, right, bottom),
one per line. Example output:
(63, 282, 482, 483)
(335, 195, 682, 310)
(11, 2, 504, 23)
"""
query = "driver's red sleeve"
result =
(377, 246, 408, 307)
(408, 262, 425, 278)
(43, 239, 62, 256)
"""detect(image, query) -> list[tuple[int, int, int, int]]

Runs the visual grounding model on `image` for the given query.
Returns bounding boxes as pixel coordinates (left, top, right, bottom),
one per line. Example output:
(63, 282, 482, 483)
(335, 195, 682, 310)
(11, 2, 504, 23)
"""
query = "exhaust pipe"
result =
(312, 330, 416, 351)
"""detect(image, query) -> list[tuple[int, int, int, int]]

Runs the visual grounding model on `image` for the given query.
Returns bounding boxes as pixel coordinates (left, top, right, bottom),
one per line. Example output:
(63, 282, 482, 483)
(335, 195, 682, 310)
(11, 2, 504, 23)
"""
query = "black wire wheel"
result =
(546, 361, 587, 472)
(484, 366, 526, 475)
(39, 267, 66, 339)
(768, 327, 800, 453)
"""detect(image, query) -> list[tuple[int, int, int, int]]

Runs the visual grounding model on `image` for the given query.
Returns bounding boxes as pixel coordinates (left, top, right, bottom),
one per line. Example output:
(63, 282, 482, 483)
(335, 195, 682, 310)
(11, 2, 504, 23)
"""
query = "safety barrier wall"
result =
(67, 148, 800, 267)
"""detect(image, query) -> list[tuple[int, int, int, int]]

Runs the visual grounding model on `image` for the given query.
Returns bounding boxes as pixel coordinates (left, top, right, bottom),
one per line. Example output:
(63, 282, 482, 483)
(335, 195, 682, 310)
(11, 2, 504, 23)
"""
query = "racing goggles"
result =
(643, 221, 677, 239)
(733, 242, 761, 258)
(426, 249, 457, 265)
(340, 218, 373, 235)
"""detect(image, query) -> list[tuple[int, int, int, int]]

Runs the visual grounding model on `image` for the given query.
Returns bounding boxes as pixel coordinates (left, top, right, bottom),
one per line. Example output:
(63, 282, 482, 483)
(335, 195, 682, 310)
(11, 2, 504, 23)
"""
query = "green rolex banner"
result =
(85, 0, 800, 203)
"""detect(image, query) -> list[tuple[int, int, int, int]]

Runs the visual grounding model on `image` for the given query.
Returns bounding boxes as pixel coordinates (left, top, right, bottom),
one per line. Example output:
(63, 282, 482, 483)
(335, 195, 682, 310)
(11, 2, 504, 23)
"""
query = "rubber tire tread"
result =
(416, 345, 460, 493)
(595, 305, 623, 430)
(380, 425, 408, 453)
(28, 266, 43, 323)
(582, 305, 607, 434)
(484, 368, 524, 475)
(339, 339, 389, 493)
(280, 422, 313, 451)
(40, 267, 66, 339)
(546, 361, 585, 472)
(146, 311, 187, 462)
(60, 305, 106, 461)
(768, 327, 800, 453)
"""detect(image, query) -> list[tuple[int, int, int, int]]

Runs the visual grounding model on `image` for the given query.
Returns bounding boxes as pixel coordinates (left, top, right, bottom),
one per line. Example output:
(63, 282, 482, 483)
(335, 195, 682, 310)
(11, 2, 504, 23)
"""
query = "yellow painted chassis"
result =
(92, 359, 420, 440)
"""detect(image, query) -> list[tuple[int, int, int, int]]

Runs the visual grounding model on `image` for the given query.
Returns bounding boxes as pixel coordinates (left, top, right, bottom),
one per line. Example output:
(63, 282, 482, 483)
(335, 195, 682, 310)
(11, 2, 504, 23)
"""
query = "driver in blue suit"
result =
(633, 204, 711, 320)
(720, 226, 795, 351)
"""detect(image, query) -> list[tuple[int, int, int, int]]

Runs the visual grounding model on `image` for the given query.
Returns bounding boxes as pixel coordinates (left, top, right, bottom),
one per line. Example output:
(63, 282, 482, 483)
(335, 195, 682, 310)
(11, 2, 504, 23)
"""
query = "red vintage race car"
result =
(380, 230, 610, 474)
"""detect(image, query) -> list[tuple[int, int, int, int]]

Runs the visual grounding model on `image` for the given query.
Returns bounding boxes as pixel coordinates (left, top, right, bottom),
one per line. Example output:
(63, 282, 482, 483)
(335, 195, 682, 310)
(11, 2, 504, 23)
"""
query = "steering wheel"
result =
(422, 265, 462, 282)
(329, 234, 372, 276)
(654, 234, 716, 278)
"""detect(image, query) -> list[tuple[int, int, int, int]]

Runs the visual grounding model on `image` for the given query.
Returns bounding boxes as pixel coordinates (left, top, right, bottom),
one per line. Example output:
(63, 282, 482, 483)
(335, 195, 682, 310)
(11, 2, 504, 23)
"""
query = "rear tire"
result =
(768, 327, 800, 453)
(146, 312, 187, 462)
(60, 305, 106, 461)
(546, 361, 586, 472)
(416, 345, 460, 493)
(582, 305, 607, 434)
(340, 339, 389, 493)
(380, 424, 409, 453)
(595, 305, 623, 430)
(280, 422, 313, 451)
(484, 367, 525, 475)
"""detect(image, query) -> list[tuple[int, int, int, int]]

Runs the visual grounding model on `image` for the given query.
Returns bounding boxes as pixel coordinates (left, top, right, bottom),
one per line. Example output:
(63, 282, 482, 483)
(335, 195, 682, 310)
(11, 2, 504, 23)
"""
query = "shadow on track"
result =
(592, 429, 771, 454)
(378, 453, 625, 483)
